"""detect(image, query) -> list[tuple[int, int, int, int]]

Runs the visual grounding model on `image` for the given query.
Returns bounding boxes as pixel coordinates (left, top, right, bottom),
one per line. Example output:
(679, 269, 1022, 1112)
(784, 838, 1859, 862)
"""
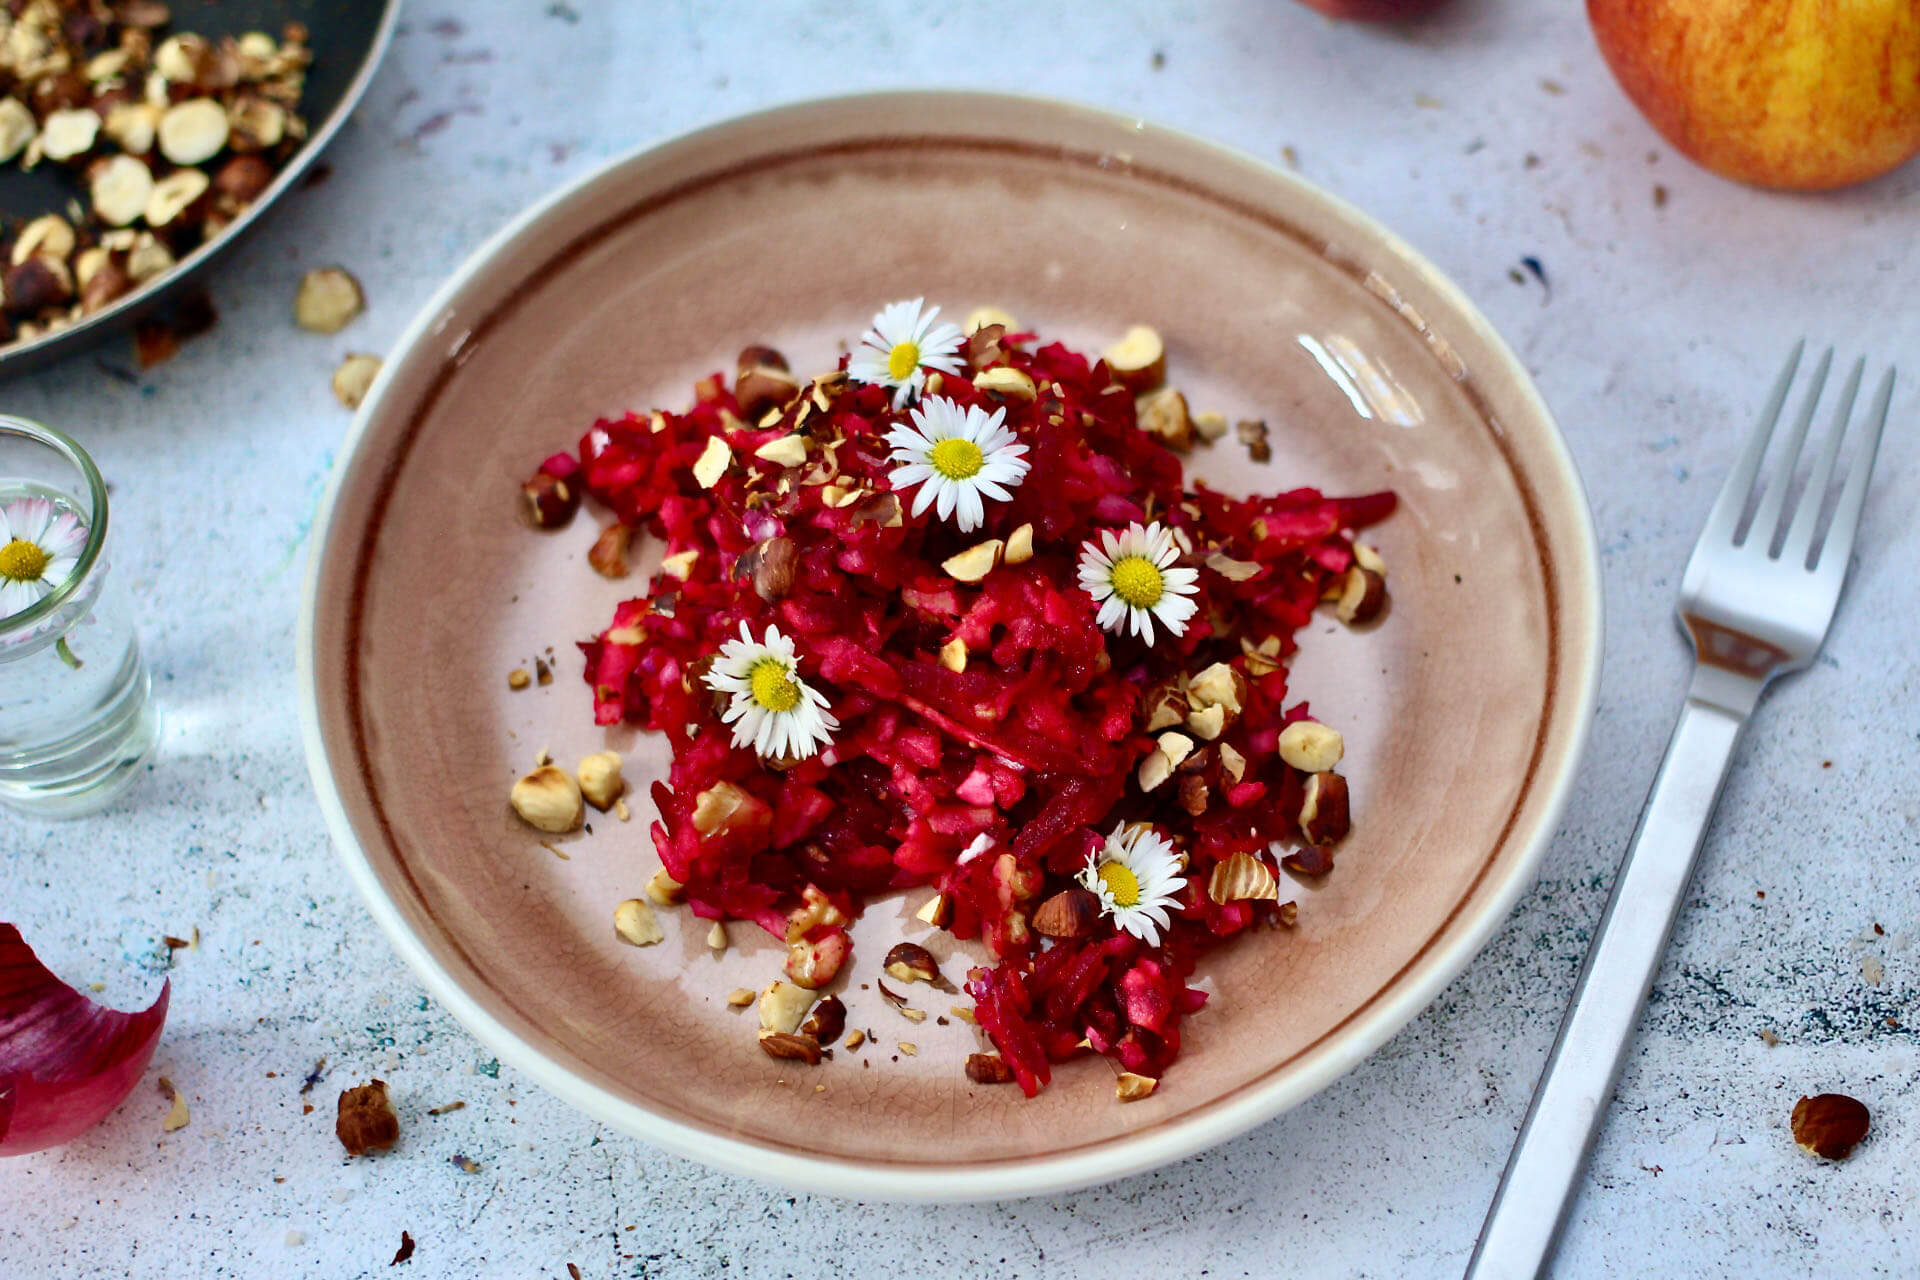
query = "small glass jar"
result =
(0, 415, 158, 817)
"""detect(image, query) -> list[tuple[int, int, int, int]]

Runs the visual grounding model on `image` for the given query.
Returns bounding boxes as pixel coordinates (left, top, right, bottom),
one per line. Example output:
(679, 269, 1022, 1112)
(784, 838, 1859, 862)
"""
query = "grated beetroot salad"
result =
(530, 305, 1393, 1097)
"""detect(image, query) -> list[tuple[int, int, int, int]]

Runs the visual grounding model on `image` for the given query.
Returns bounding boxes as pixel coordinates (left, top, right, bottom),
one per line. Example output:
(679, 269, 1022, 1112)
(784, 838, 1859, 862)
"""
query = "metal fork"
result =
(1465, 343, 1897, 1280)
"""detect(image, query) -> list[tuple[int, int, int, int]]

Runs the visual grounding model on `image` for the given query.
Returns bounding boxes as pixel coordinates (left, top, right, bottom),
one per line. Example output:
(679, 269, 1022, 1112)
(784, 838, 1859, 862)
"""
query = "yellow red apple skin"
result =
(1589, 0, 1920, 190)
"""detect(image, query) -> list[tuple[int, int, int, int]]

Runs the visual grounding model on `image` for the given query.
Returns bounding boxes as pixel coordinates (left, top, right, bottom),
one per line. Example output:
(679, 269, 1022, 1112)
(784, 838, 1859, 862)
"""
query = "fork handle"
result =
(1465, 693, 1747, 1280)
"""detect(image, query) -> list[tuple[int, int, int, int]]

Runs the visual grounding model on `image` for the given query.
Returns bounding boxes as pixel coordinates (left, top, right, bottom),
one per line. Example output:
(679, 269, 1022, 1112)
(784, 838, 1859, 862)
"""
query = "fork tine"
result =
(1813, 366, 1895, 577)
(1701, 340, 1803, 548)
(1747, 345, 1831, 549)
(1780, 357, 1863, 565)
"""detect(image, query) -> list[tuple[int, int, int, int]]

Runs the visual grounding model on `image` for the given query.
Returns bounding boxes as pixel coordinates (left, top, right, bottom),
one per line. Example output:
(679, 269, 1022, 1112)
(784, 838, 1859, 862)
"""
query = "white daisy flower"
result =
(1078, 822, 1187, 947)
(703, 621, 839, 760)
(847, 297, 965, 409)
(1076, 521, 1200, 645)
(885, 396, 1030, 532)
(0, 495, 86, 620)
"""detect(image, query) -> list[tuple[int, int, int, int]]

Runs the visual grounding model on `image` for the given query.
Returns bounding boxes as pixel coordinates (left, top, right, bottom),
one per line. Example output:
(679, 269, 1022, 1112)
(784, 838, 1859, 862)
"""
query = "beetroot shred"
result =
(546, 323, 1393, 1097)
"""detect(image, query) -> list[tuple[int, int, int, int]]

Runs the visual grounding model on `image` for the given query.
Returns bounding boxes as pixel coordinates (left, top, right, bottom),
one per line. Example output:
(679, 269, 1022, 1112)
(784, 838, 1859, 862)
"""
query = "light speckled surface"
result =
(2, 3, 1915, 1276)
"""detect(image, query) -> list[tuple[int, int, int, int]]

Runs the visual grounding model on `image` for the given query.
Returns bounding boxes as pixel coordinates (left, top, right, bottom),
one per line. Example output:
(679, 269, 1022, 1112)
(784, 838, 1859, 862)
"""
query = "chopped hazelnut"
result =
(102, 103, 160, 156)
(587, 522, 632, 578)
(145, 168, 211, 229)
(0, 98, 37, 163)
(612, 898, 664, 947)
(689, 781, 751, 836)
(1135, 386, 1193, 451)
(758, 981, 814, 1034)
(973, 365, 1037, 401)
(521, 471, 577, 529)
(964, 305, 1018, 334)
(12, 215, 74, 265)
(643, 868, 684, 905)
(1115, 1072, 1158, 1102)
(226, 95, 285, 151)
(1102, 325, 1165, 392)
(508, 765, 583, 833)
(883, 942, 941, 986)
(801, 995, 847, 1045)
(1297, 771, 1351, 845)
(757, 1031, 823, 1065)
(1334, 566, 1388, 624)
(1187, 662, 1247, 716)
(1186, 702, 1227, 741)
(1208, 851, 1279, 903)
(753, 434, 809, 468)
(965, 1053, 1015, 1084)
(1205, 552, 1262, 582)
(941, 538, 1003, 584)
(330, 353, 382, 409)
(294, 267, 364, 333)
(40, 108, 100, 162)
(576, 751, 625, 811)
(125, 235, 175, 284)
(157, 98, 229, 165)
(691, 435, 731, 488)
(1218, 742, 1248, 783)
(1277, 720, 1344, 773)
(1003, 522, 1035, 565)
(1237, 418, 1272, 463)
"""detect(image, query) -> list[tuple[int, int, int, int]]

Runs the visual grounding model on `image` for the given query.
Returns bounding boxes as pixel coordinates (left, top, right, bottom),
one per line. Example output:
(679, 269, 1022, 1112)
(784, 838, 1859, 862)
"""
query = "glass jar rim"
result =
(0, 414, 109, 638)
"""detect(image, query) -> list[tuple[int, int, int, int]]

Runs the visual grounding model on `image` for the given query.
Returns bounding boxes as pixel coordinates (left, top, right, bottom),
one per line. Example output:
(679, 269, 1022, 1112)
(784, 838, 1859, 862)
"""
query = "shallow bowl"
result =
(298, 91, 1601, 1201)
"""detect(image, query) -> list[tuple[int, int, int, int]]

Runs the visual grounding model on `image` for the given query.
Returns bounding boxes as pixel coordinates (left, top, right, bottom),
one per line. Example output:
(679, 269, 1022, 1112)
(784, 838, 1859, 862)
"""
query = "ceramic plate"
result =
(298, 91, 1601, 1201)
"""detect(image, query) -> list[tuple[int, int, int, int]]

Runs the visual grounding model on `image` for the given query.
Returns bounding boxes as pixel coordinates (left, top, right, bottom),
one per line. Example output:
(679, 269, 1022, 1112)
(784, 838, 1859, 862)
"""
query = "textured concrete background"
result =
(3, 2, 1917, 1276)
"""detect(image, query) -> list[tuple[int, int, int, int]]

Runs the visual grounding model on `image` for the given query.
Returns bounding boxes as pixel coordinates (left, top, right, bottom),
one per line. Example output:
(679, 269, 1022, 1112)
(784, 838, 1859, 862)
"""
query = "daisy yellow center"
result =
(928, 437, 984, 481)
(0, 538, 48, 583)
(887, 340, 921, 381)
(748, 657, 801, 713)
(1097, 861, 1141, 908)
(1109, 555, 1164, 609)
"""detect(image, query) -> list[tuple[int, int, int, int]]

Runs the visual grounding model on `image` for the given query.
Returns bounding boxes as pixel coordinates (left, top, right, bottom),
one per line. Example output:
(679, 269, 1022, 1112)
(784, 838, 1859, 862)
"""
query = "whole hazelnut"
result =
(1792, 1093, 1869, 1160)
(213, 153, 274, 204)
(335, 1080, 400, 1156)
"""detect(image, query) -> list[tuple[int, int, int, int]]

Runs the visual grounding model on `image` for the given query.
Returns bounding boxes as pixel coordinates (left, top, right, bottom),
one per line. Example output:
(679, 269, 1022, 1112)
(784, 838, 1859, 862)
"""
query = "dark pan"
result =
(0, 0, 397, 378)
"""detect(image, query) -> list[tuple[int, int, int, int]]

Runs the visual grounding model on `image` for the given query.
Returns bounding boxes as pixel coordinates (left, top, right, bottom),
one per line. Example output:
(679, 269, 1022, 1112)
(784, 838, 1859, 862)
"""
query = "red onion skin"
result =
(1, 924, 170, 1156)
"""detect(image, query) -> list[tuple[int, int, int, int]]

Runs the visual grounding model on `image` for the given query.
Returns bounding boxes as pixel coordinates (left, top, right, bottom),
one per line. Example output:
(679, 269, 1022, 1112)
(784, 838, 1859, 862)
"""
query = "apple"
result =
(1292, 0, 1450, 20)
(1589, 0, 1920, 190)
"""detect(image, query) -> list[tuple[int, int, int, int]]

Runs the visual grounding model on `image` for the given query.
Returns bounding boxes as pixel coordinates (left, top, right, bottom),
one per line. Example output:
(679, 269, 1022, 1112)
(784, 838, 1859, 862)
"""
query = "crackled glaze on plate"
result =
(298, 92, 1600, 1201)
